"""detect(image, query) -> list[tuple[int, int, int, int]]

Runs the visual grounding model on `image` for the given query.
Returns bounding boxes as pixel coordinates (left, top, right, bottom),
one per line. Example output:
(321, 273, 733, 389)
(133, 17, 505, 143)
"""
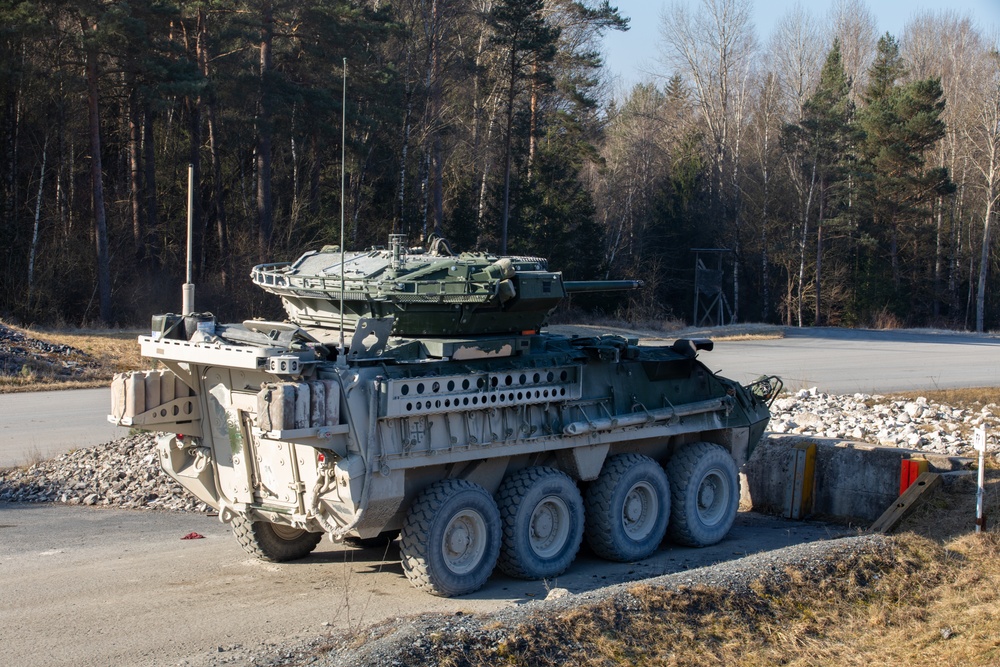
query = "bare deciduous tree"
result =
(963, 42, 1000, 332)
(829, 0, 877, 102)
(768, 3, 825, 120)
(659, 0, 756, 195)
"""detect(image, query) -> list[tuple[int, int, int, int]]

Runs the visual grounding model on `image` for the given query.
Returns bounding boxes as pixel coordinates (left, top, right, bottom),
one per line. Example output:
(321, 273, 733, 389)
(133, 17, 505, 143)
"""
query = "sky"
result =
(602, 0, 1000, 91)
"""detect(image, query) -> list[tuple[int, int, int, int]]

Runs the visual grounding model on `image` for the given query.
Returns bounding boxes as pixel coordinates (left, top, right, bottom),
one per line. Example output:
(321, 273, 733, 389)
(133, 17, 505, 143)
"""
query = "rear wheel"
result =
(496, 466, 584, 580)
(666, 442, 740, 547)
(584, 454, 670, 562)
(231, 515, 322, 562)
(400, 479, 501, 597)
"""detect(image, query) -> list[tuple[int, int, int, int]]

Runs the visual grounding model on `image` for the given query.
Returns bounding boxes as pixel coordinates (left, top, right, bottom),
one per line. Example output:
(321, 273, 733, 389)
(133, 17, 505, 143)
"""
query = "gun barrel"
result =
(563, 279, 643, 293)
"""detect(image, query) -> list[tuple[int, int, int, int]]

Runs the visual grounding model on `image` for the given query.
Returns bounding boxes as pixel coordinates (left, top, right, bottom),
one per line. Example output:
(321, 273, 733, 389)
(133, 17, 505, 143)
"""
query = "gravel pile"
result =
(0, 322, 98, 378)
(770, 387, 999, 457)
(0, 432, 211, 513)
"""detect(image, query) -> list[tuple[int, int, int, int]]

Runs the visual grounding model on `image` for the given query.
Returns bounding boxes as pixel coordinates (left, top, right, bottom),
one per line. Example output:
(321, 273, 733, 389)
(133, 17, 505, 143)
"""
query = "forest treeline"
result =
(0, 0, 998, 330)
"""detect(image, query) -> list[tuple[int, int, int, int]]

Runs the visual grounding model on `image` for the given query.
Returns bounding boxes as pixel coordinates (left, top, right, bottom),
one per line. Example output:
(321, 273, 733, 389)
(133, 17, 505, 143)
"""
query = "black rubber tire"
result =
(495, 466, 585, 580)
(343, 530, 400, 549)
(231, 515, 322, 562)
(400, 479, 501, 597)
(666, 442, 740, 547)
(584, 454, 670, 562)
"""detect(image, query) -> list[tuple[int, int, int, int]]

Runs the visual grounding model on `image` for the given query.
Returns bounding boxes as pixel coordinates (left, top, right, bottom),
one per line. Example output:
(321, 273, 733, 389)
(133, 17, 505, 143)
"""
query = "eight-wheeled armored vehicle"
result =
(110, 234, 778, 596)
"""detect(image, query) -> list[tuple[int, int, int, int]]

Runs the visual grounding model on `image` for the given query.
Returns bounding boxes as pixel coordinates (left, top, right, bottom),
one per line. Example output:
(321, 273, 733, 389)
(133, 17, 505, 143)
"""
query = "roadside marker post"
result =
(974, 426, 986, 533)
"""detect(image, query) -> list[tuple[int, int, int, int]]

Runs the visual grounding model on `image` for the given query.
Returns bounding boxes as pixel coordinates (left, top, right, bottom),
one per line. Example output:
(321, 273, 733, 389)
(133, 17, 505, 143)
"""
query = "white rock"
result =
(545, 587, 570, 600)
(796, 412, 824, 427)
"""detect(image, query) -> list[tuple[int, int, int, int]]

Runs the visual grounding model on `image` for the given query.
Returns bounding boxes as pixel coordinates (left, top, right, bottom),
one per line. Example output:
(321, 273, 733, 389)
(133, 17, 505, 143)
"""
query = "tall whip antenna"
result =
(182, 163, 195, 315)
(338, 58, 347, 362)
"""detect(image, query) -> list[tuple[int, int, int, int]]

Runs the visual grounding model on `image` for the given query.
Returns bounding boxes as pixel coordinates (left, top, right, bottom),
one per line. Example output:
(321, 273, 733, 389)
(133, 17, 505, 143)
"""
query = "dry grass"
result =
(406, 477, 1000, 667)
(0, 325, 144, 393)
(887, 387, 1000, 409)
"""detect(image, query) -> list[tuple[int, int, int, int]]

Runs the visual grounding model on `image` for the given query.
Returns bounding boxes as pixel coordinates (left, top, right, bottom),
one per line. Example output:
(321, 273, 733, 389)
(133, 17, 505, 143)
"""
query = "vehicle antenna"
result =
(182, 163, 195, 315)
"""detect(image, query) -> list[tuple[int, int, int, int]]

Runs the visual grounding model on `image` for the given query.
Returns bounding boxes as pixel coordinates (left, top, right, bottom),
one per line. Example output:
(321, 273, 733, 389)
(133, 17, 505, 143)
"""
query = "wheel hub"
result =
(529, 495, 570, 558)
(532, 507, 554, 539)
(696, 469, 729, 525)
(441, 509, 487, 575)
(698, 482, 716, 509)
(447, 526, 471, 554)
(622, 481, 658, 540)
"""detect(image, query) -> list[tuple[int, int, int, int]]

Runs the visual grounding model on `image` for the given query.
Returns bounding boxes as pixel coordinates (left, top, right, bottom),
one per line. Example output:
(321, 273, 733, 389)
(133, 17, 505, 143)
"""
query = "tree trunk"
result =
(429, 0, 443, 236)
(528, 60, 538, 180)
(476, 94, 499, 232)
(797, 162, 817, 327)
(188, 97, 203, 278)
(500, 48, 516, 254)
(143, 103, 159, 271)
(815, 184, 825, 326)
(27, 135, 48, 304)
(976, 196, 994, 333)
(257, 1, 274, 261)
(82, 17, 112, 324)
(199, 8, 227, 286)
(398, 79, 412, 235)
(934, 194, 943, 318)
(127, 81, 144, 261)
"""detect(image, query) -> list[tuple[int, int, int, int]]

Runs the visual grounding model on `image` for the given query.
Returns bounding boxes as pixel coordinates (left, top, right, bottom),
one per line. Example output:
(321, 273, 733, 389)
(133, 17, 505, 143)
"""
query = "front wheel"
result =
(666, 442, 740, 547)
(231, 516, 322, 562)
(584, 454, 670, 562)
(400, 479, 501, 597)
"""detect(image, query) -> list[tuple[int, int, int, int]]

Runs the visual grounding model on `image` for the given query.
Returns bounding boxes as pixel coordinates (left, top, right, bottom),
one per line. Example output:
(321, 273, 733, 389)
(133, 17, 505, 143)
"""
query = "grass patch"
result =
(887, 387, 1000, 409)
(0, 324, 144, 393)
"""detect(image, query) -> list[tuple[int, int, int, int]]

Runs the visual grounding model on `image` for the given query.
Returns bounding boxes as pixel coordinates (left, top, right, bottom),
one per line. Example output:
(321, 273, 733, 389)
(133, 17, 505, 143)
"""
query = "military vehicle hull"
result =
(111, 321, 775, 596)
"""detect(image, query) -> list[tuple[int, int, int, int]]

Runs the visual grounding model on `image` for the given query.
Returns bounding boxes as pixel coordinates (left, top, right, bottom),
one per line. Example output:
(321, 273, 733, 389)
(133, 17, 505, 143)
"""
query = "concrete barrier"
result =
(740, 434, 973, 524)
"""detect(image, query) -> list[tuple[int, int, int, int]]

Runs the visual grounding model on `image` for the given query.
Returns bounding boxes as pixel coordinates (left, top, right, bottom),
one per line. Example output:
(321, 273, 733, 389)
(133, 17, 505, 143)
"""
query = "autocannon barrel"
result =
(563, 279, 643, 293)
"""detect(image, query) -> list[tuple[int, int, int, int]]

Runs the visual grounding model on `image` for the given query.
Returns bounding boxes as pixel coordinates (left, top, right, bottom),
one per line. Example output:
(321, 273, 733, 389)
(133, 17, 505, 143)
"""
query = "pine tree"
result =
(489, 0, 559, 254)
(783, 40, 855, 325)
(857, 33, 950, 321)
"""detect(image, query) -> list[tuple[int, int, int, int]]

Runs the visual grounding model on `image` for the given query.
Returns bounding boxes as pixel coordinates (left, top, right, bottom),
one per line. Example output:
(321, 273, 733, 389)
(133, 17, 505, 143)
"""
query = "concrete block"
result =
(741, 434, 957, 524)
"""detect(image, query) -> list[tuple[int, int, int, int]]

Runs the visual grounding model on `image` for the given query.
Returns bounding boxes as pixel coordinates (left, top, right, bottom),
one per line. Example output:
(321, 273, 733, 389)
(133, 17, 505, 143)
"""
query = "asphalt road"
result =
(705, 327, 1000, 393)
(0, 503, 842, 667)
(0, 388, 126, 467)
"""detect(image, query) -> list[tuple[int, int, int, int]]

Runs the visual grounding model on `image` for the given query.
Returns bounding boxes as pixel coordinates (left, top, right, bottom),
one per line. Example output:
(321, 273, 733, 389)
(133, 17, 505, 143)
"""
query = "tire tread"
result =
(666, 442, 739, 547)
(231, 515, 322, 562)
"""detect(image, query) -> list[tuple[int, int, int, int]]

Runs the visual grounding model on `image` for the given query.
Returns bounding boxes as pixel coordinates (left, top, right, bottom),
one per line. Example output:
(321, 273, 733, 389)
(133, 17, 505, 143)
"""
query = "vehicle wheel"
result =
(666, 442, 740, 547)
(231, 515, 322, 562)
(400, 479, 501, 597)
(584, 454, 670, 562)
(495, 466, 584, 580)
(343, 530, 400, 549)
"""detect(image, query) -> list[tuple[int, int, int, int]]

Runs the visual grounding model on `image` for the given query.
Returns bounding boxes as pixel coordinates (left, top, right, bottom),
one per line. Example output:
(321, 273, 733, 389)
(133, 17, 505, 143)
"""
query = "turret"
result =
(251, 235, 641, 337)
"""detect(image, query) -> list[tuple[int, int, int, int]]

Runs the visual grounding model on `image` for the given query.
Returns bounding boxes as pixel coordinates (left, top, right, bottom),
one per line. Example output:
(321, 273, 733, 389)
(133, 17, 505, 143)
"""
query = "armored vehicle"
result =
(110, 234, 779, 597)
